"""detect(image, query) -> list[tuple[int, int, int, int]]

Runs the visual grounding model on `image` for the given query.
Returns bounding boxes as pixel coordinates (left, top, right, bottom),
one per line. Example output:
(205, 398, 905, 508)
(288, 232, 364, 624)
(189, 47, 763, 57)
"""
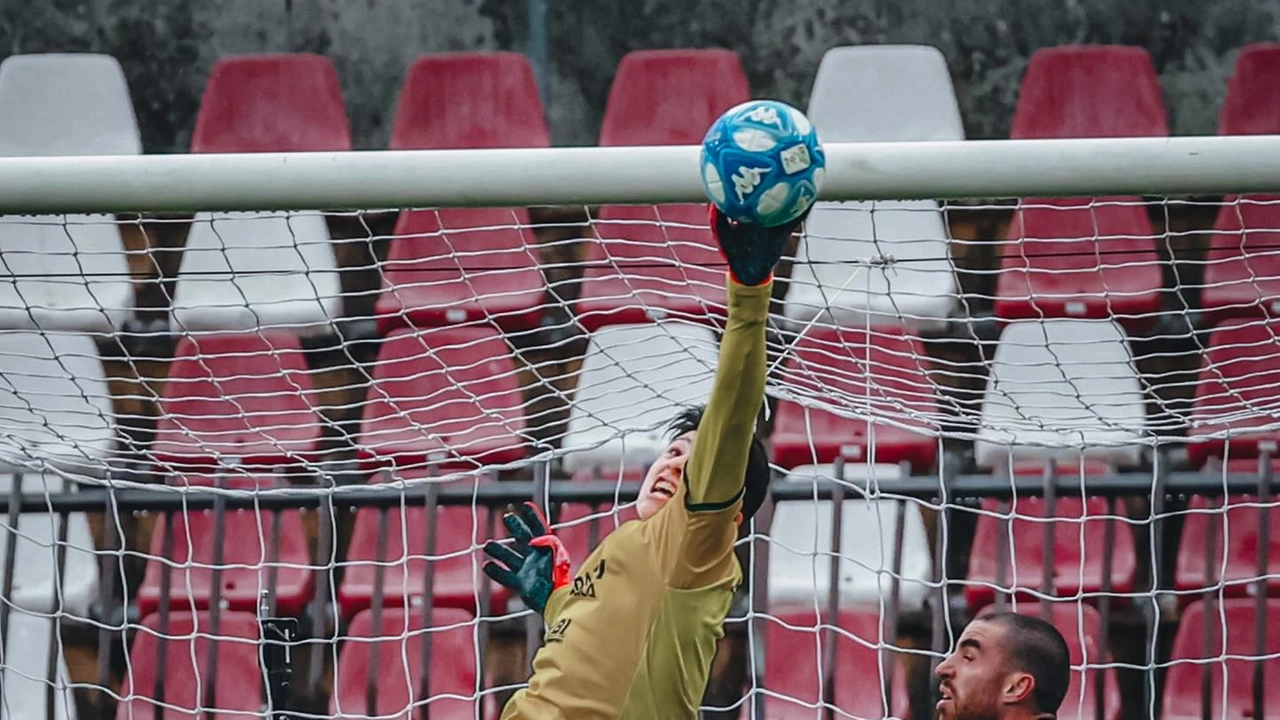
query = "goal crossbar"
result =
(5, 135, 1280, 213)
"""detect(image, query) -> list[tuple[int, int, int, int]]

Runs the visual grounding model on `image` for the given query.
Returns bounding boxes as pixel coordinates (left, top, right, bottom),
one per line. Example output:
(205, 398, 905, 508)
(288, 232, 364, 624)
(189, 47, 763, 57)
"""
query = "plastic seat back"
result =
(1164, 598, 1280, 719)
(332, 607, 483, 720)
(975, 320, 1147, 469)
(772, 325, 938, 470)
(1188, 319, 1280, 466)
(117, 611, 262, 719)
(0, 53, 141, 156)
(359, 326, 528, 469)
(562, 322, 718, 474)
(192, 53, 350, 153)
(1176, 495, 1280, 598)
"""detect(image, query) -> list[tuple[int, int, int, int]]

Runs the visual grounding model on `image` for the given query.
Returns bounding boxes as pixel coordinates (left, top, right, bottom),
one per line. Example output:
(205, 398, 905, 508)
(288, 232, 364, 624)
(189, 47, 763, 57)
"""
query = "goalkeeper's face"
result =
(637, 431, 696, 520)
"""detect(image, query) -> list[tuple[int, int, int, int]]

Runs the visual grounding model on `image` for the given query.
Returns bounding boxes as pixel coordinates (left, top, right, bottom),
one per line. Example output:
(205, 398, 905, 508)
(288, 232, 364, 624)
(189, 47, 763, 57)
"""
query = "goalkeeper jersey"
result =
(501, 279, 770, 720)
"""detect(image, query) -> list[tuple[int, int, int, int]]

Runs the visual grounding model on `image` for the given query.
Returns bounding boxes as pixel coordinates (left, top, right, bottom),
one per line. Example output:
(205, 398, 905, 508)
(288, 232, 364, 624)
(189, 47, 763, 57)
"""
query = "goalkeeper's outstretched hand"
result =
(483, 502, 570, 616)
(710, 205, 809, 287)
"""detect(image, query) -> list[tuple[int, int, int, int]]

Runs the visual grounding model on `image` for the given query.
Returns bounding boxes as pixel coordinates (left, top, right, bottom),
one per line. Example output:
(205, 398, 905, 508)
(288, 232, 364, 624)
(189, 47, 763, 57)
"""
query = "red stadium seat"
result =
(192, 53, 350, 153)
(1163, 598, 1280, 720)
(1187, 319, 1280, 467)
(771, 325, 937, 471)
(116, 611, 262, 720)
(1176, 495, 1280, 602)
(377, 53, 550, 335)
(332, 607, 484, 720)
(136, 474, 313, 617)
(966, 496, 1136, 611)
(358, 326, 528, 469)
(995, 46, 1166, 327)
(153, 332, 324, 469)
(762, 607, 909, 719)
(577, 50, 750, 331)
(338, 469, 506, 618)
(1203, 45, 1280, 322)
(988, 603, 1122, 720)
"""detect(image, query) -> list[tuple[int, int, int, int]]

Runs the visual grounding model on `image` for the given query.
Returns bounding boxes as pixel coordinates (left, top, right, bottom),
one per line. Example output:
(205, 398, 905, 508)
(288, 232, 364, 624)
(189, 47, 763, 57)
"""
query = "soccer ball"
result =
(700, 100, 825, 228)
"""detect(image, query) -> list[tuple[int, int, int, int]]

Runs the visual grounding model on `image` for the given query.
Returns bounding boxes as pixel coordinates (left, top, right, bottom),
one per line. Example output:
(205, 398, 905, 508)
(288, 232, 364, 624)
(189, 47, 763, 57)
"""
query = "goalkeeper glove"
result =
(710, 204, 810, 287)
(482, 502, 570, 616)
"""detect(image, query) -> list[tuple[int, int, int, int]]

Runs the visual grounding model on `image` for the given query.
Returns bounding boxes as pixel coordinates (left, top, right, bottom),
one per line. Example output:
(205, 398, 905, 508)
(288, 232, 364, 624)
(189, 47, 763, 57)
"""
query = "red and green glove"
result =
(482, 502, 570, 616)
(710, 205, 810, 287)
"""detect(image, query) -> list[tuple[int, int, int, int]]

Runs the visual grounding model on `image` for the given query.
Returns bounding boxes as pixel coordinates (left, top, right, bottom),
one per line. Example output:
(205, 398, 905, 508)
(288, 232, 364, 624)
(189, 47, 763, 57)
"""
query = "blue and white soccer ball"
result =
(700, 100, 826, 228)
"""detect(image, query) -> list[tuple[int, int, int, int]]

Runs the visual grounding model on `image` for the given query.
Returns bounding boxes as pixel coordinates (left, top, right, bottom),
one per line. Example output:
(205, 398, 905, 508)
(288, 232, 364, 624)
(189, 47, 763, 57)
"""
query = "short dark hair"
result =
(667, 405, 771, 521)
(975, 610, 1071, 714)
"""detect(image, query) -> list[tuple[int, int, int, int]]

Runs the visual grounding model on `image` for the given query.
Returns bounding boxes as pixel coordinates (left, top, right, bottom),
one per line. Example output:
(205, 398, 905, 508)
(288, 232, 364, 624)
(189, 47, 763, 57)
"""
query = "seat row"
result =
(4, 43, 1280, 344)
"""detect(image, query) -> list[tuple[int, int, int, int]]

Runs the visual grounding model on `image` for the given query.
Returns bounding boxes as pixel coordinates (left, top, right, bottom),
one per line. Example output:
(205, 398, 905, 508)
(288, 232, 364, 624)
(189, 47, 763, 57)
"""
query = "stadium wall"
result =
(0, 0, 1276, 151)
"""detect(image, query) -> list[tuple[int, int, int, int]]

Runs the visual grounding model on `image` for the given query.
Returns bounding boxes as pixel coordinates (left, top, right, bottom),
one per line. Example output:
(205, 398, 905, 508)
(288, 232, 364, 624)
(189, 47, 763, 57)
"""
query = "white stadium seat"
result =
(0, 331, 115, 476)
(768, 464, 933, 611)
(785, 45, 962, 331)
(1, 612, 77, 720)
(562, 322, 718, 474)
(0, 473, 98, 616)
(172, 211, 342, 334)
(975, 319, 1148, 469)
(0, 54, 141, 333)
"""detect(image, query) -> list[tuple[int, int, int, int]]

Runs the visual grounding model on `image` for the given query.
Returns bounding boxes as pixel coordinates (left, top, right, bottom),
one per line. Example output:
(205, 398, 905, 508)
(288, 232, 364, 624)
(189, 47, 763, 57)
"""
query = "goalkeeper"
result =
(483, 206, 798, 719)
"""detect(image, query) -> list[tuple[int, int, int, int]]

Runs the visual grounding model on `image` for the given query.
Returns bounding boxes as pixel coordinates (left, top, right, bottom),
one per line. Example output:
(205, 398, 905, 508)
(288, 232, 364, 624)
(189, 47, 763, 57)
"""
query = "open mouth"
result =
(937, 687, 953, 710)
(652, 479, 677, 498)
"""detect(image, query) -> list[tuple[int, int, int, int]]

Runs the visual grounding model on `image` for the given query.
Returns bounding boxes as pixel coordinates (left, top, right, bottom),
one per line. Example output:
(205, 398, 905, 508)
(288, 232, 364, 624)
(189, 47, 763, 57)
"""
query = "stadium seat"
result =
(1163, 598, 1280, 720)
(175, 54, 348, 335)
(190, 54, 350, 153)
(332, 607, 484, 720)
(1, 611, 76, 720)
(561, 322, 718, 475)
(0, 473, 98, 616)
(974, 319, 1148, 469)
(136, 473, 313, 617)
(762, 607, 909, 719)
(990, 602, 1122, 720)
(0, 330, 115, 477)
(0, 54, 140, 333)
(152, 332, 324, 469)
(377, 53, 550, 335)
(995, 46, 1166, 327)
(771, 325, 938, 471)
(116, 611, 262, 720)
(338, 468, 507, 618)
(768, 464, 933, 611)
(171, 211, 342, 334)
(1176, 495, 1280, 601)
(1186, 319, 1280, 467)
(358, 325, 529, 470)
(1202, 44, 1280, 322)
(577, 50, 749, 331)
(786, 45, 961, 331)
(966, 496, 1136, 611)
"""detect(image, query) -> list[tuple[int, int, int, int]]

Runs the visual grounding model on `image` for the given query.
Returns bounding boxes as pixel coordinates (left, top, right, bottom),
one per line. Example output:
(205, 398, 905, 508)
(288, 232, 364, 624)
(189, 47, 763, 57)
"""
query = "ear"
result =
(734, 512, 744, 526)
(1001, 671, 1035, 706)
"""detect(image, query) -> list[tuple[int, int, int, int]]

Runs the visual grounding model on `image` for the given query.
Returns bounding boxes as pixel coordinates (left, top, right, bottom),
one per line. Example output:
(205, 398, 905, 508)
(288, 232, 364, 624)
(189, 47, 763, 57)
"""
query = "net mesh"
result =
(1, 194, 1278, 720)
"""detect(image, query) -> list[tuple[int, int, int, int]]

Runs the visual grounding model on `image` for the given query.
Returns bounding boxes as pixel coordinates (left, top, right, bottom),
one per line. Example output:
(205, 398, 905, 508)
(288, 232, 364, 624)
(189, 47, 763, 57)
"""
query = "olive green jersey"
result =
(502, 279, 771, 719)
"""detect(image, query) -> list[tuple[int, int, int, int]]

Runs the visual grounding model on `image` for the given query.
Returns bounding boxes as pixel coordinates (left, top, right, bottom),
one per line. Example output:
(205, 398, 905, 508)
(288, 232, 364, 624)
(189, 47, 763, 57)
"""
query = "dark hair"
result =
(975, 610, 1071, 714)
(667, 405, 771, 521)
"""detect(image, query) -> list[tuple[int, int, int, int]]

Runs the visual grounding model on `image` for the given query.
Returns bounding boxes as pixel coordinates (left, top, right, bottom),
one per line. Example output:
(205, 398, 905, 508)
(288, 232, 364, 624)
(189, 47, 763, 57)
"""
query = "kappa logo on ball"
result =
(744, 105, 783, 128)
(780, 145, 811, 174)
(731, 165, 772, 203)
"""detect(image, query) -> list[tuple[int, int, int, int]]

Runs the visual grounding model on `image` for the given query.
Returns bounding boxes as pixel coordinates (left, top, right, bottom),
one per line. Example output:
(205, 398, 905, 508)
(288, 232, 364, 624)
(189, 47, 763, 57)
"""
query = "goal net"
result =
(1, 141, 1279, 720)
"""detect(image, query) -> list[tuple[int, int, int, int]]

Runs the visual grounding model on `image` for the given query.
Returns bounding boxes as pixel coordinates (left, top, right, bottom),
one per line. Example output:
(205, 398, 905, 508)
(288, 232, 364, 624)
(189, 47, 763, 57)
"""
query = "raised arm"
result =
(683, 276, 771, 508)
(683, 206, 802, 509)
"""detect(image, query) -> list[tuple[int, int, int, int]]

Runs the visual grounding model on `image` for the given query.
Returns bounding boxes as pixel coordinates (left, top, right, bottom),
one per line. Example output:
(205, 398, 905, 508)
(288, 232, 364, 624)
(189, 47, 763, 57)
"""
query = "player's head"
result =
(934, 610, 1070, 720)
(635, 405, 770, 522)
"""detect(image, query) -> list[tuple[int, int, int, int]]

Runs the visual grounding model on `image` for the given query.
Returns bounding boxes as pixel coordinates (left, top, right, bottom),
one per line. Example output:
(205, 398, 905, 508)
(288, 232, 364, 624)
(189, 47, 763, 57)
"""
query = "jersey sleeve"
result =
(670, 276, 771, 589)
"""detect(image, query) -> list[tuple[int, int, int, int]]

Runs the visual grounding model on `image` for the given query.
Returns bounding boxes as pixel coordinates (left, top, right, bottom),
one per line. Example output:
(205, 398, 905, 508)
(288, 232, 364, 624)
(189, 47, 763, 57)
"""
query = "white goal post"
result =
(3, 135, 1280, 212)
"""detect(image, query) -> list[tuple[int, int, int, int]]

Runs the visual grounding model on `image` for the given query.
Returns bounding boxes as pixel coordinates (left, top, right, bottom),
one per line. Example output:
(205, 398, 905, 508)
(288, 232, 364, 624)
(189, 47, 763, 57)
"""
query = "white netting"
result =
(1, 192, 1279, 720)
